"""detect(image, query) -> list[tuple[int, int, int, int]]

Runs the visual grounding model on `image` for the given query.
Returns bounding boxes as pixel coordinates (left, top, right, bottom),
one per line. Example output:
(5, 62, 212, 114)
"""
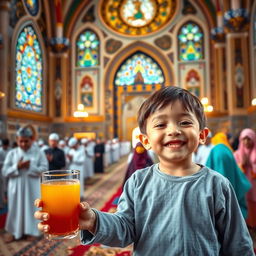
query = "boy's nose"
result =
(166, 125, 181, 135)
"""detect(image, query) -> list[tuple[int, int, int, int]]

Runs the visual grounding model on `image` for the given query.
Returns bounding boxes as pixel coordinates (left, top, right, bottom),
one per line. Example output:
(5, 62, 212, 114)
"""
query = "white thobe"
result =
(67, 147, 85, 197)
(112, 143, 120, 163)
(85, 143, 94, 178)
(104, 143, 111, 167)
(0, 147, 10, 207)
(2, 145, 48, 239)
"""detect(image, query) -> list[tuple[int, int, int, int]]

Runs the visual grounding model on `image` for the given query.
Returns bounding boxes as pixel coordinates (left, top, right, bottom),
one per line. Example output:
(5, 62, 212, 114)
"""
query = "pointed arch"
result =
(11, 19, 47, 114)
(104, 41, 173, 139)
(114, 51, 165, 86)
(72, 25, 103, 115)
(173, 15, 210, 100)
(177, 21, 204, 61)
(105, 41, 173, 86)
(76, 29, 100, 67)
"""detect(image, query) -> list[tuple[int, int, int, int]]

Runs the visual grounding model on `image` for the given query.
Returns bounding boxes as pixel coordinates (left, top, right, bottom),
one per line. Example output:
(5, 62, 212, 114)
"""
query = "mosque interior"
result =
(0, 0, 255, 142)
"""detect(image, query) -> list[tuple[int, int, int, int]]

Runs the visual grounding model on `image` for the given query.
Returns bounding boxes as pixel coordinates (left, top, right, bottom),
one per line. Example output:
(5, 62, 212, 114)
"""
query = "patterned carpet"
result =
(0, 156, 130, 256)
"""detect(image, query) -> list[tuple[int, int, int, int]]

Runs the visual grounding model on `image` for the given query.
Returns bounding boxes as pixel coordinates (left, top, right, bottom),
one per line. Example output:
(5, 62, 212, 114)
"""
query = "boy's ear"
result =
(199, 127, 209, 144)
(138, 134, 152, 150)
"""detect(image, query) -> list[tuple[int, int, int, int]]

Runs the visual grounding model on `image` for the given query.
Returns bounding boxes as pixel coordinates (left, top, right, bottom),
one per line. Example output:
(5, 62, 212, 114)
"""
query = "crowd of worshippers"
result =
(0, 126, 131, 243)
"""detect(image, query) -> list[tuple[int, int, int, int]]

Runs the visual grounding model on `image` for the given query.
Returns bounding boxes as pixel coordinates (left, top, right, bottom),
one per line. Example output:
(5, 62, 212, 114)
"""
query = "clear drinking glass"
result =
(41, 170, 80, 240)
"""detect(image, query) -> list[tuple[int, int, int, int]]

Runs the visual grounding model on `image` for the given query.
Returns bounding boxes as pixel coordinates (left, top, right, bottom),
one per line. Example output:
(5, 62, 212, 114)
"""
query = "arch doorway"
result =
(104, 42, 174, 140)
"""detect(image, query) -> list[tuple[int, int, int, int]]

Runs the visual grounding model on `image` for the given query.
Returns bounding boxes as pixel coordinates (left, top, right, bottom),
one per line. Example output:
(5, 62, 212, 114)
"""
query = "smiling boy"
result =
(35, 86, 254, 255)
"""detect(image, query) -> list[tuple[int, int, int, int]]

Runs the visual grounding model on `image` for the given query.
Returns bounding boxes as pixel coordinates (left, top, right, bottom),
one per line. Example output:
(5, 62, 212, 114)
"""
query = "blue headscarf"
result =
(206, 143, 251, 218)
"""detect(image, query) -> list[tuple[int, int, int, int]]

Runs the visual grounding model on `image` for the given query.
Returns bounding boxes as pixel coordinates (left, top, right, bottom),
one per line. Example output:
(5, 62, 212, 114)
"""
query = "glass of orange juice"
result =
(41, 170, 80, 240)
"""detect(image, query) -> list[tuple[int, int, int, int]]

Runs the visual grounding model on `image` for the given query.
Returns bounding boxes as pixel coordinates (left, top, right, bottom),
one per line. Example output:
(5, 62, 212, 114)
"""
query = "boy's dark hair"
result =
(138, 86, 206, 134)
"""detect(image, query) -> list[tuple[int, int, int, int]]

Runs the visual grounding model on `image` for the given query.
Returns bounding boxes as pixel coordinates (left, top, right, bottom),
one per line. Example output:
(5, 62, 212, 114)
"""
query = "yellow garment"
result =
(211, 132, 233, 151)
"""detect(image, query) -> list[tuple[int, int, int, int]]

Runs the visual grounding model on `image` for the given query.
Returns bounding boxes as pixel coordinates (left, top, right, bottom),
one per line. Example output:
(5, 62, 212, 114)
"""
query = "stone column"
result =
(223, 8, 250, 132)
(226, 32, 249, 115)
(0, 0, 11, 138)
(211, 27, 227, 112)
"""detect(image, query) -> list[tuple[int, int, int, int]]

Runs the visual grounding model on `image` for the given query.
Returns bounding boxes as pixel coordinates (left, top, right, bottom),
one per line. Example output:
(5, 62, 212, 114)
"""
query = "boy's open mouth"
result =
(164, 140, 185, 148)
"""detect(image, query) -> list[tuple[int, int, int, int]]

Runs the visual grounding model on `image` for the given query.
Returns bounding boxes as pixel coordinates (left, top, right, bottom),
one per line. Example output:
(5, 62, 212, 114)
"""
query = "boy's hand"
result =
(79, 202, 97, 234)
(34, 199, 50, 233)
(34, 199, 97, 234)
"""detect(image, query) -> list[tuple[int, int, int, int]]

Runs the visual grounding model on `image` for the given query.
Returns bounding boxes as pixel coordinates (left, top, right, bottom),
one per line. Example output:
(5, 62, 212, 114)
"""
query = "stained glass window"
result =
(115, 52, 164, 86)
(15, 25, 43, 112)
(24, 0, 39, 16)
(178, 22, 204, 61)
(76, 30, 100, 67)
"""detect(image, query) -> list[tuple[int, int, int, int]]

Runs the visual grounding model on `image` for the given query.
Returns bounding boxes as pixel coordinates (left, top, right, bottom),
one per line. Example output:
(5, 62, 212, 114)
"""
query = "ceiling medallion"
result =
(100, 0, 176, 36)
(120, 0, 157, 28)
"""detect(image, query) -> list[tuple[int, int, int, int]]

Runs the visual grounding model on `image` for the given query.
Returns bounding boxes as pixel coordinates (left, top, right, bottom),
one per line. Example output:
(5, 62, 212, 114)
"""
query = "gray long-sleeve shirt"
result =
(81, 164, 254, 256)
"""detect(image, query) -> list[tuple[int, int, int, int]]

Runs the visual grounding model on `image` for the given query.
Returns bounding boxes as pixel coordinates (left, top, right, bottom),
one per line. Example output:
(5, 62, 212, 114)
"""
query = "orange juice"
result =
(41, 179, 80, 237)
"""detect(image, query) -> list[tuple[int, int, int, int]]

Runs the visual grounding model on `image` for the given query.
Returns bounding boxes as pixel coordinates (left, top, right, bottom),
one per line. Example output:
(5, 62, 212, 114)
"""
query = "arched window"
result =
(15, 25, 43, 112)
(76, 29, 100, 67)
(115, 52, 164, 86)
(178, 22, 204, 61)
(24, 0, 39, 16)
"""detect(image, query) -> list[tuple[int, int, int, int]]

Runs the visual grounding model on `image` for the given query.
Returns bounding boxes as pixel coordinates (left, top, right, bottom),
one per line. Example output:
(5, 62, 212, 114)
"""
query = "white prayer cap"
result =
(59, 140, 65, 146)
(68, 137, 78, 147)
(81, 138, 88, 144)
(16, 127, 33, 138)
(38, 139, 44, 146)
(112, 137, 118, 143)
(49, 133, 59, 141)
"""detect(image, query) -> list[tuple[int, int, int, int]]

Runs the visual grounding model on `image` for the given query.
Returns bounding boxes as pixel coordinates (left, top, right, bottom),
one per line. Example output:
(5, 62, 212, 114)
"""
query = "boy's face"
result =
(139, 101, 208, 168)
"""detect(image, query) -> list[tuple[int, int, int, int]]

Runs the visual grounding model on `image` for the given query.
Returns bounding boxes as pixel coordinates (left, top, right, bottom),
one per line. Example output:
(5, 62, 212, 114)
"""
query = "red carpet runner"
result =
(69, 186, 132, 256)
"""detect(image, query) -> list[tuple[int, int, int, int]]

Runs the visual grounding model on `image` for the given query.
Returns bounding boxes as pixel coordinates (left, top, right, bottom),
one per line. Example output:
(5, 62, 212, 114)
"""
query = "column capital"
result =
(224, 9, 249, 33)
(0, 0, 11, 12)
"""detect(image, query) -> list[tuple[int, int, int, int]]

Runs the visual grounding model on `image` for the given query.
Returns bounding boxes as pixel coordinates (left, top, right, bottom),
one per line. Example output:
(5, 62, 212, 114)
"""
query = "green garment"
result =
(206, 143, 251, 218)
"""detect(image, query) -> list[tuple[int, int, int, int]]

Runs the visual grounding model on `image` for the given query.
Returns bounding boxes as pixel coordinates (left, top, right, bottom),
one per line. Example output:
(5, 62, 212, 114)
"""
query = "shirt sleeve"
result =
(81, 177, 136, 248)
(215, 181, 254, 256)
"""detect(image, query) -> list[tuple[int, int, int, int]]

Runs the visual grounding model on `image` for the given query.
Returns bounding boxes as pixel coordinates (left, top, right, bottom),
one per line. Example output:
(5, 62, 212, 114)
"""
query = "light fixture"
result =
(0, 91, 5, 99)
(73, 104, 88, 118)
(201, 97, 213, 112)
(252, 98, 256, 106)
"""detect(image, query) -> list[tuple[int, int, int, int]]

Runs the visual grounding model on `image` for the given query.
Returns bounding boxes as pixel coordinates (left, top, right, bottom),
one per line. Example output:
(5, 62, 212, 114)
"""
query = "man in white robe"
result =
(67, 137, 85, 199)
(2, 127, 48, 242)
(0, 138, 10, 208)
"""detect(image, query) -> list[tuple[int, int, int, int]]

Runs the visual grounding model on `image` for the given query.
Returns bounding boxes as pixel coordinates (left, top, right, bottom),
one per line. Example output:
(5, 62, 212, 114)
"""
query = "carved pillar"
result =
(211, 26, 227, 112)
(224, 8, 249, 115)
(0, 0, 11, 138)
(49, 38, 70, 120)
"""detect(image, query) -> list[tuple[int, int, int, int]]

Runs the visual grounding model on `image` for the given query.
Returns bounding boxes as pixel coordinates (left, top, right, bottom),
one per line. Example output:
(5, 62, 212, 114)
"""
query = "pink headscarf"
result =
(234, 128, 256, 176)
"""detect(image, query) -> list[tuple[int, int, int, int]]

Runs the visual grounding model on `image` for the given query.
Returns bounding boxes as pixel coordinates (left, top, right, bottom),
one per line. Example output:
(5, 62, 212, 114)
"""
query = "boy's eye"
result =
(179, 121, 192, 126)
(154, 123, 165, 128)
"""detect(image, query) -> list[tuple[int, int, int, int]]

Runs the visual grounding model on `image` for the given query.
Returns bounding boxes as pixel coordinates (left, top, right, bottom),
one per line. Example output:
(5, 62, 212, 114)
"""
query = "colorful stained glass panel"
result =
(178, 22, 204, 61)
(76, 30, 100, 67)
(100, 0, 176, 36)
(115, 52, 164, 86)
(15, 25, 43, 112)
(24, 0, 39, 16)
